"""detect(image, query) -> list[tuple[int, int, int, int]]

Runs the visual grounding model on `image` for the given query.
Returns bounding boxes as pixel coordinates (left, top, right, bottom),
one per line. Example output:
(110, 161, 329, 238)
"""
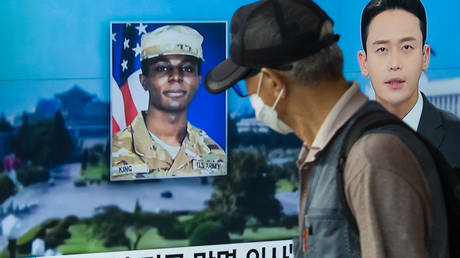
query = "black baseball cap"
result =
(205, 0, 340, 94)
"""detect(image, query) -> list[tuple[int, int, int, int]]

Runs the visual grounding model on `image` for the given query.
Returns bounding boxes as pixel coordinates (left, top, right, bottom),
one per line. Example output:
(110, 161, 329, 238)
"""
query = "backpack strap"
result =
(339, 110, 406, 160)
(337, 109, 460, 258)
(336, 110, 406, 239)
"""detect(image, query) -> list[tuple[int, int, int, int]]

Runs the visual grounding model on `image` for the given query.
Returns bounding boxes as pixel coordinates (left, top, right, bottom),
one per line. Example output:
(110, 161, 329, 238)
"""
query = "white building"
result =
(419, 75, 460, 117)
(236, 118, 269, 134)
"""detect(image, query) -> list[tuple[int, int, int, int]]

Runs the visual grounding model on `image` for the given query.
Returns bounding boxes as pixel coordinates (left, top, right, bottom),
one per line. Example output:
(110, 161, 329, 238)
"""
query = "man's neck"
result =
(377, 91, 419, 119)
(286, 77, 350, 147)
(144, 108, 188, 146)
(401, 91, 423, 131)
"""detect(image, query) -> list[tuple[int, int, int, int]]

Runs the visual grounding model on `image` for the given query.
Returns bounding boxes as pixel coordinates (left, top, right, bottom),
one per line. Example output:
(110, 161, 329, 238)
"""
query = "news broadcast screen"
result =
(1, 0, 460, 258)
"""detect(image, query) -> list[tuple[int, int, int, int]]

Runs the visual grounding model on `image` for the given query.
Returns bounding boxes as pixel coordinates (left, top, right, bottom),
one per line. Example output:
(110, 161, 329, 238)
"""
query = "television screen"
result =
(1, 0, 459, 257)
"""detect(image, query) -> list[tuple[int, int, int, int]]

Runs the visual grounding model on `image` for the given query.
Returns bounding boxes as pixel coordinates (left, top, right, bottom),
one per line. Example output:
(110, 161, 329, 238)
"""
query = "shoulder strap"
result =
(339, 110, 406, 160)
(337, 110, 406, 188)
(336, 110, 405, 238)
(337, 109, 460, 258)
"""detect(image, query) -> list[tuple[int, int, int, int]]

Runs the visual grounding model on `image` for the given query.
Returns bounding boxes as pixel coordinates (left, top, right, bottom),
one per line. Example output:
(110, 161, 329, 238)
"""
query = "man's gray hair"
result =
(244, 2, 343, 86)
(288, 21, 344, 86)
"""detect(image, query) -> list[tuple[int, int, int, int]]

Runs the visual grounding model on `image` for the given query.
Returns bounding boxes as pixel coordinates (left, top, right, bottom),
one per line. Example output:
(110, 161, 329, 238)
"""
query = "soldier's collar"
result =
(132, 112, 172, 162)
(183, 122, 211, 155)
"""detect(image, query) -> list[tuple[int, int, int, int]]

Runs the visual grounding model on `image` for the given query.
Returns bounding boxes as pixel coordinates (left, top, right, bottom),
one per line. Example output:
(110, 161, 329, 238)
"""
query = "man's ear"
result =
(260, 67, 287, 99)
(139, 73, 147, 91)
(357, 50, 369, 77)
(422, 44, 431, 72)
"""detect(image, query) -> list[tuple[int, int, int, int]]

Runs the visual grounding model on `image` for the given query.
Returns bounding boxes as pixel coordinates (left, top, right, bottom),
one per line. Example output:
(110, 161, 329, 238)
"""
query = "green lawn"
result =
(276, 179, 296, 193)
(177, 214, 194, 222)
(230, 227, 297, 242)
(135, 228, 189, 249)
(53, 222, 295, 254)
(0, 249, 29, 258)
(81, 164, 108, 181)
(60, 224, 295, 251)
(59, 224, 188, 254)
(17, 225, 42, 246)
(58, 224, 127, 254)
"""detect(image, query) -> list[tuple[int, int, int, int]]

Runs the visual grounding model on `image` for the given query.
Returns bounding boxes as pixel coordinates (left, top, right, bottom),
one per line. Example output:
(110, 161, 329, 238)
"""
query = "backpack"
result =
(337, 109, 460, 258)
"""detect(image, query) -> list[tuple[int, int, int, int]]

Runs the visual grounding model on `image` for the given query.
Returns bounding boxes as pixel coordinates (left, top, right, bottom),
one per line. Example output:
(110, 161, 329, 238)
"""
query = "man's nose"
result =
(389, 51, 402, 71)
(169, 67, 183, 81)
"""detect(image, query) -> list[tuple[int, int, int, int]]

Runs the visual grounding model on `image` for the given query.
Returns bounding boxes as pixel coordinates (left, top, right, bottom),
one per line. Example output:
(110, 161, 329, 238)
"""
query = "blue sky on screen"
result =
(1, 0, 460, 120)
(0, 0, 251, 120)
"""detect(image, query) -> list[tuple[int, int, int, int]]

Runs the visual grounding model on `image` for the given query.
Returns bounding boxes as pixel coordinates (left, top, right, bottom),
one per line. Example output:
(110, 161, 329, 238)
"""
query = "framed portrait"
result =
(110, 21, 227, 180)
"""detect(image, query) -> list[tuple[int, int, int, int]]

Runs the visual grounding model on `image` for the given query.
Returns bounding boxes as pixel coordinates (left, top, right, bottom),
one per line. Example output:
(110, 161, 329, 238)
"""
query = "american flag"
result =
(111, 22, 150, 134)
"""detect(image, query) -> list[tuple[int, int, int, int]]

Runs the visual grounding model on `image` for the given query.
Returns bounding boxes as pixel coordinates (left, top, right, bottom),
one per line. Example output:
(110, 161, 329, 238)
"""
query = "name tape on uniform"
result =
(112, 164, 148, 176)
(192, 160, 224, 171)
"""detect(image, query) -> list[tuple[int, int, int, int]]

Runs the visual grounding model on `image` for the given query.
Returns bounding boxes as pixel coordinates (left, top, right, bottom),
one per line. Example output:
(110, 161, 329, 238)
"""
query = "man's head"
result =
(358, 0, 430, 116)
(139, 25, 204, 113)
(205, 0, 341, 94)
(204, 0, 342, 134)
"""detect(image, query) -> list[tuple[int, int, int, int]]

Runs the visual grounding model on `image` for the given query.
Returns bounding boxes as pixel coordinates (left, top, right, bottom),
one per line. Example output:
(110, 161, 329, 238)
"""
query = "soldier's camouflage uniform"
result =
(111, 112, 226, 180)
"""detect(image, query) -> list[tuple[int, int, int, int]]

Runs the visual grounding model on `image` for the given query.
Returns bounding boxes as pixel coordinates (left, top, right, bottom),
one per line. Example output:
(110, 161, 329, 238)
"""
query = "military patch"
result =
(192, 159, 224, 171)
(111, 164, 148, 177)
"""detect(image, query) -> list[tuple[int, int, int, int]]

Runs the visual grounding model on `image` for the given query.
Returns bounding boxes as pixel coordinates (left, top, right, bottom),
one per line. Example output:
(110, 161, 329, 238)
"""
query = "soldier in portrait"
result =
(111, 25, 226, 180)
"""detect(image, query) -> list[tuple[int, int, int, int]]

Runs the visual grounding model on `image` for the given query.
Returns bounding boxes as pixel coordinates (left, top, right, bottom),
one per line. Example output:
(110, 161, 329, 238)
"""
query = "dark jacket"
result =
(295, 102, 448, 258)
(418, 93, 460, 168)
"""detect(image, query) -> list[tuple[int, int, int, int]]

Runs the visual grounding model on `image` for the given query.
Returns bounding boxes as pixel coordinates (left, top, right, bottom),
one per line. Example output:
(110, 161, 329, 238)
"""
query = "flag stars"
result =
(121, 59, 128, 72)
(111, 32, 117, 42)
(136, 23, 147, 36)
(133, 43, 142, 57)
(123, 38, 130, 49)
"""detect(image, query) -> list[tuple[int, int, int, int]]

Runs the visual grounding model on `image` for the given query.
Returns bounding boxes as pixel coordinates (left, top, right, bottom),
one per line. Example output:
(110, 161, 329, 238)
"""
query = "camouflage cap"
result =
(141, 25, 204, 61)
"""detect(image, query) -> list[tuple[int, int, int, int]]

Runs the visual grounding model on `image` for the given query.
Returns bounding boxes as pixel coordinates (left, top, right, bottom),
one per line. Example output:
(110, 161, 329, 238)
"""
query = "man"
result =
(112, 25, 226, 180)
(358, 0, 460, 168)
(205, 0, 448, 257)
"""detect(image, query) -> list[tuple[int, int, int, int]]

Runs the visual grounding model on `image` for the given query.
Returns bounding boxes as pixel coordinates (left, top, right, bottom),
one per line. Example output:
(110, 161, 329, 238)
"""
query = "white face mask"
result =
(249, 72, 293, 135)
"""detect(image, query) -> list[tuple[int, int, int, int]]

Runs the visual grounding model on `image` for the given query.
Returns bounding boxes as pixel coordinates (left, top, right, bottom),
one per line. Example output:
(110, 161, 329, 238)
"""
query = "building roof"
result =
(54, 85, 96, 104)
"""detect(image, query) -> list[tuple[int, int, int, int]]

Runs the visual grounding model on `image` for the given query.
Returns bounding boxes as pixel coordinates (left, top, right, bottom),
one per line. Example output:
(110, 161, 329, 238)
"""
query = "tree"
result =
(12, 112, 32, 161)
(11, 113, 54, 167)
(44, 216, 78, 248)
(206, 151, 282, 232)
(134, 199, 142, 214)
(81, 149, 89, 171)
(28, 120, 53, 166)
(47, 110, 73, 167)
(227, 117, 239, 150)
(0, 174, 16, 204)
(92, 205, 130, 248)
(189, 221, 229, 246)
(0, 114, 12, 132)
(103, 139, 110, 167)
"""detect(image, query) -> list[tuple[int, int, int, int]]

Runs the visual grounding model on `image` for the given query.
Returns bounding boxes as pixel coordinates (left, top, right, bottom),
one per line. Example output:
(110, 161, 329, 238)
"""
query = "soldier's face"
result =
(140, 55, 201, 113)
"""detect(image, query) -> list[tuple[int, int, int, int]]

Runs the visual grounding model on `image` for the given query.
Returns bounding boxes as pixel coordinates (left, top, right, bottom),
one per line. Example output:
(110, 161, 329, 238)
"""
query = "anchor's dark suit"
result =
(418, 93, 460, 168)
